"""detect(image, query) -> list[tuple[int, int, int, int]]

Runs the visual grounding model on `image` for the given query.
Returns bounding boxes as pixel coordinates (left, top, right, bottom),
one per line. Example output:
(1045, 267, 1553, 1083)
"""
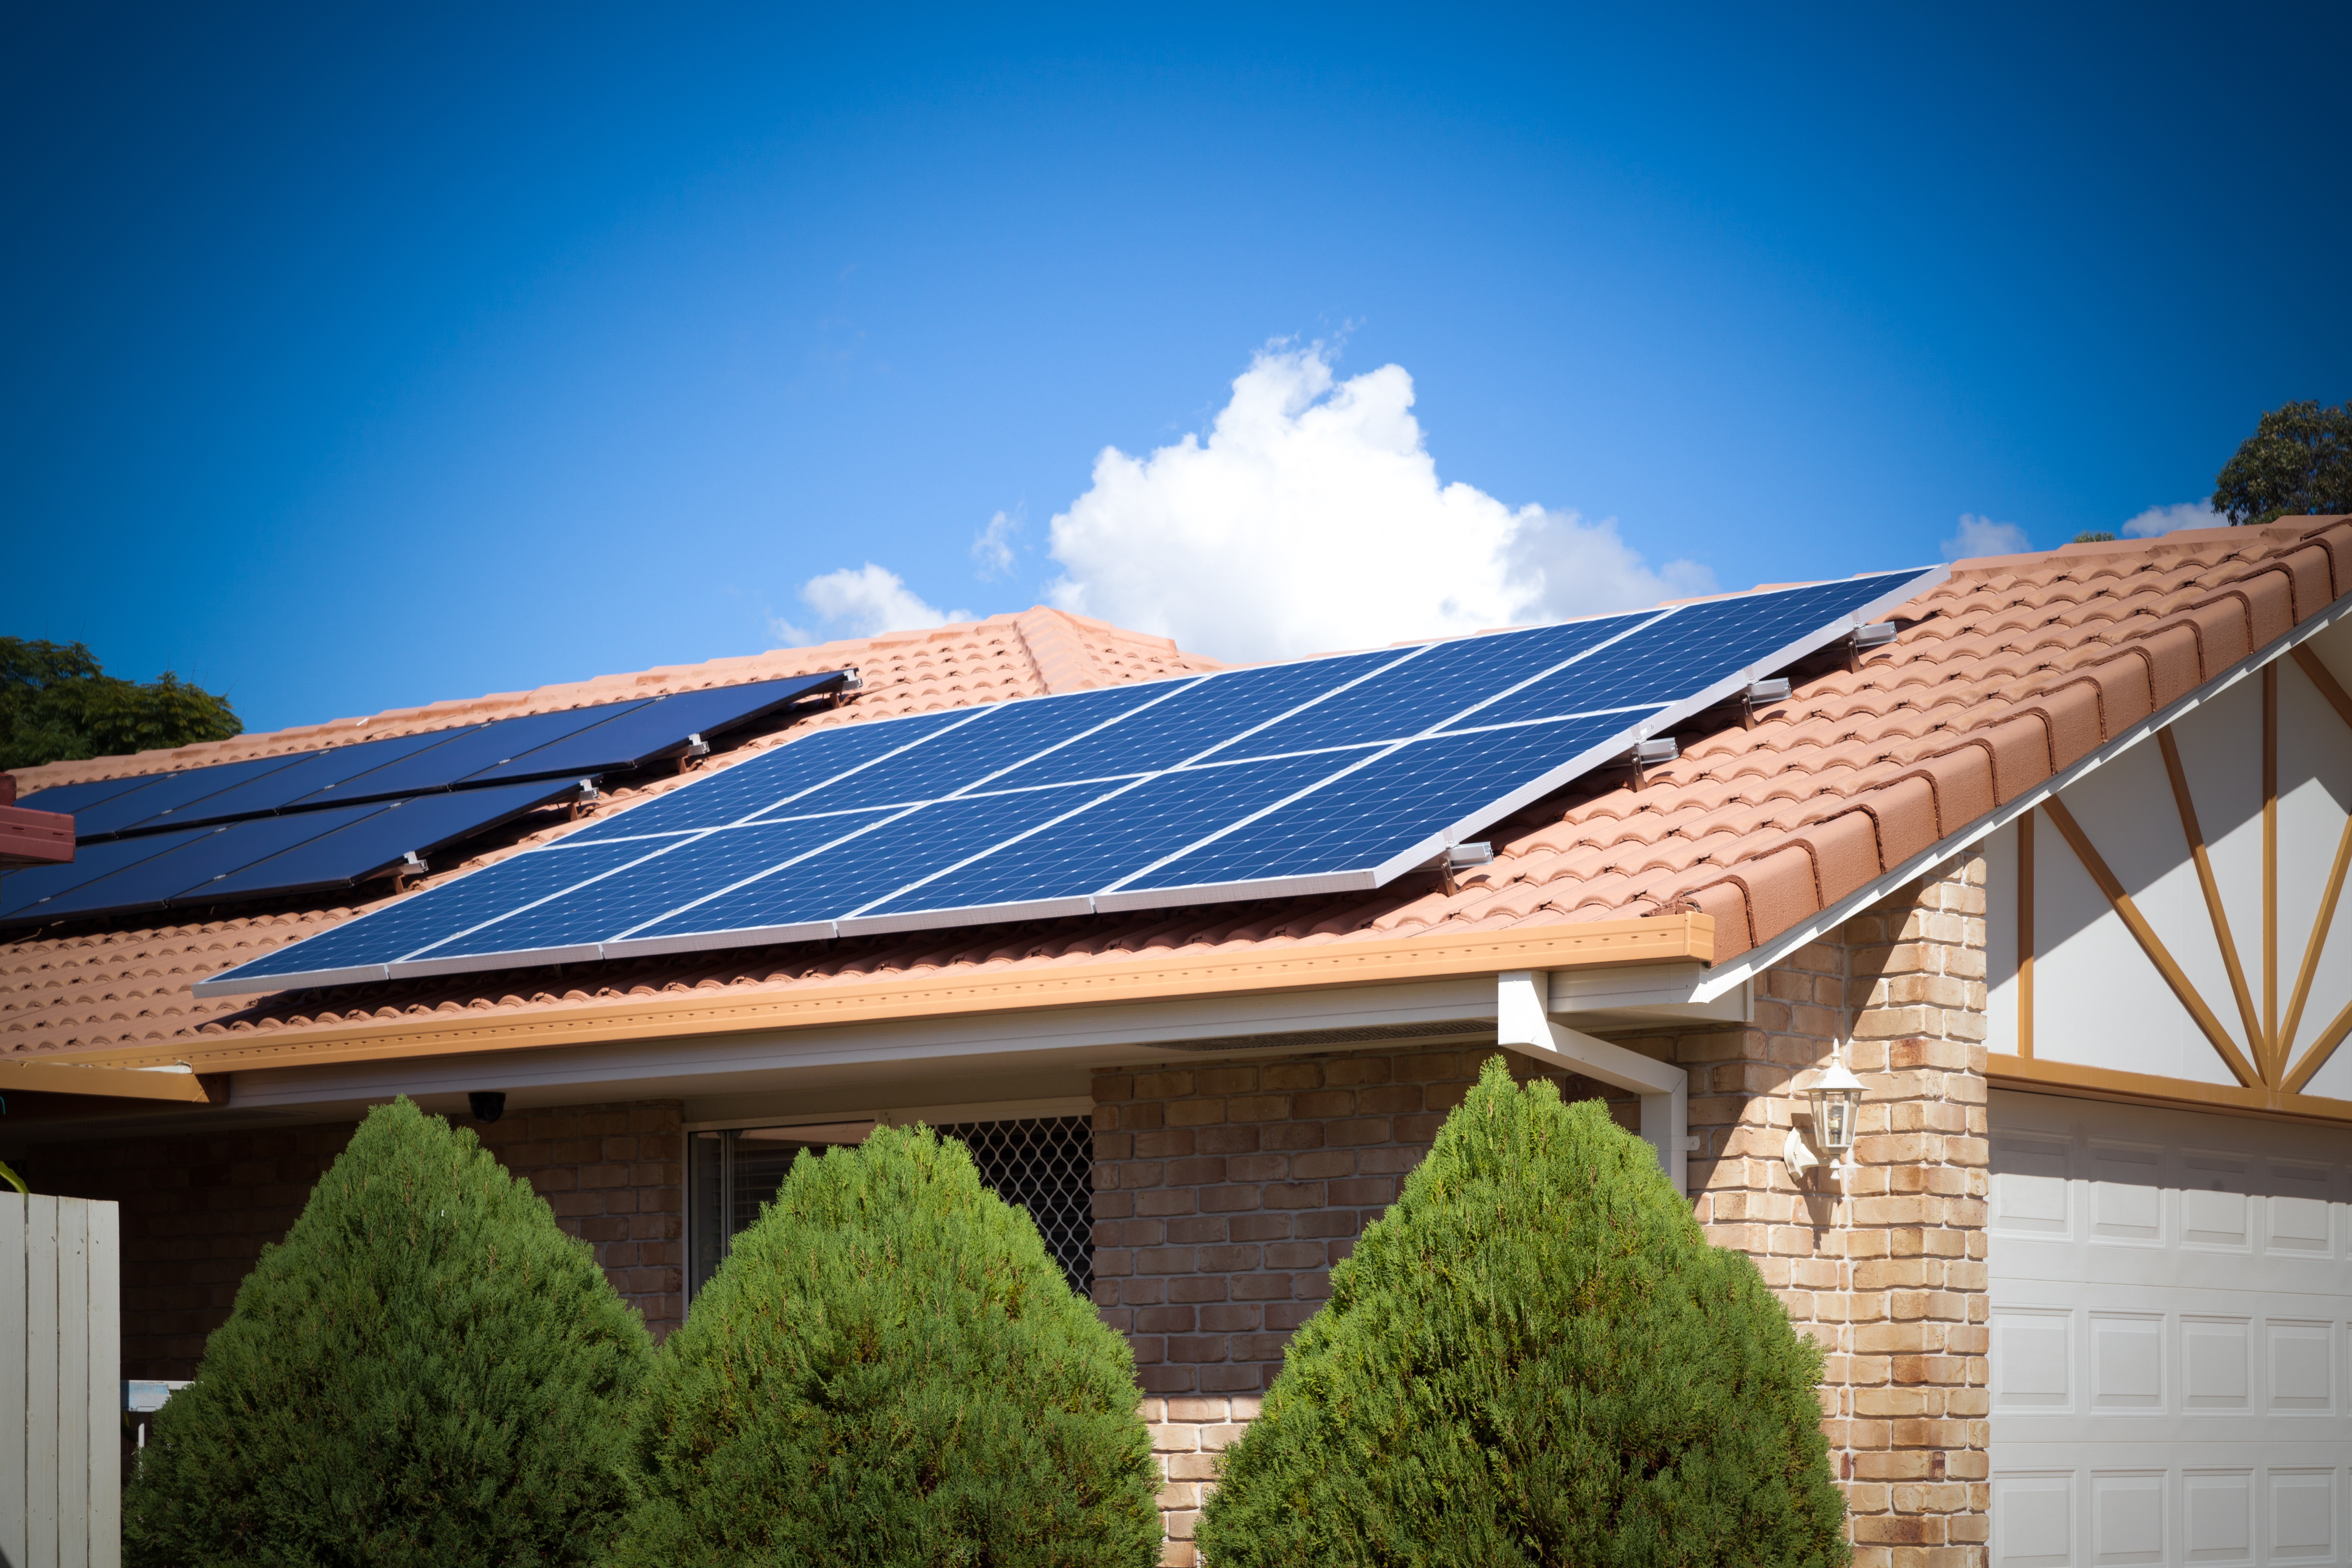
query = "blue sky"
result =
(5, 3, 2346, 734)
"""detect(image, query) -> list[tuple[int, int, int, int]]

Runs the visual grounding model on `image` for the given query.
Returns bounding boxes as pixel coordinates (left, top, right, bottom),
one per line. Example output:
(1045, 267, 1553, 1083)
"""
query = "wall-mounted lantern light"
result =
(1785, 1050, 1864, 1182)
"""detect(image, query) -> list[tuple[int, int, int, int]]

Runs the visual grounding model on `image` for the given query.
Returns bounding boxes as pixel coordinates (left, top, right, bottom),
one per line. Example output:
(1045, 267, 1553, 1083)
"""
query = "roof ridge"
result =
(1011, 606, 1112, 693)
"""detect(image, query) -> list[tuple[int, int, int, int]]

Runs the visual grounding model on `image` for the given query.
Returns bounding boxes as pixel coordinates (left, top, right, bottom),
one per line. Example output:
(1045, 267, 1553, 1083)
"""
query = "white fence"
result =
(2, 1195, 121, 1568)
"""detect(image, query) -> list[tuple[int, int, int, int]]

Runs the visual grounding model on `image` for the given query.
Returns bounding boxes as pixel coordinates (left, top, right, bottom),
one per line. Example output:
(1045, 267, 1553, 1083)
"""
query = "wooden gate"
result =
(2, 1194, 121, 1568)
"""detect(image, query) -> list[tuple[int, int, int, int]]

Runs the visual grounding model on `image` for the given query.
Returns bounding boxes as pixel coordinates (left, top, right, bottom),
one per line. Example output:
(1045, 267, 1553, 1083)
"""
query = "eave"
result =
(50, 912, 1715, 1078)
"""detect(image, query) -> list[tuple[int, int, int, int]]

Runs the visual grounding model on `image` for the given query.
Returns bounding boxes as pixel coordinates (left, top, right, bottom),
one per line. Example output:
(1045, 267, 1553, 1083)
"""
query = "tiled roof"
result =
(4, 519, 2348, 1061)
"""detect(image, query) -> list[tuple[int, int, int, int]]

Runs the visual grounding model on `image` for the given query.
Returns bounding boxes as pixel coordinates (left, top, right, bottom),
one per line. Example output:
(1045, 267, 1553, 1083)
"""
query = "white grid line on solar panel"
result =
(651, 638, 1671, 941)
(430, 686, 1239, 956)
(554, 705, 996, 843)
(258, 694, 1165, 976)
(1053, 606, 1673, 897)
(536, 687, 1668, 944)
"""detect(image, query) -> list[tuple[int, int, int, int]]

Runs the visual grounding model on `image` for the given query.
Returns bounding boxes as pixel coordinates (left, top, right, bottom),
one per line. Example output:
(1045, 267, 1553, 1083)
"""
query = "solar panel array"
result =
(0, 672, 848, 931)
(199, 568, 1941, 998)
(21, 671, 849, 842)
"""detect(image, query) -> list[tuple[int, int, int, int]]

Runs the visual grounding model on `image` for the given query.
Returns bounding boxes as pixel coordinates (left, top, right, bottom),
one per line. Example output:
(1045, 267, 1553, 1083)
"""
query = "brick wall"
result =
(1091, 1046, 1645, 1558)
(12, 1096, 686, 1378)
(468, 1100, 686, 1341)
(1100, 859, 1991, 1567)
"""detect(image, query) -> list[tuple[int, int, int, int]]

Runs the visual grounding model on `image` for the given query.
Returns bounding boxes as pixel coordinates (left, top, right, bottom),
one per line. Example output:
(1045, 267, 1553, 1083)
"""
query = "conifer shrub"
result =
(124, 1098, 652, 1568)
(1197, 1057, 1848, 1568)
(612, 1122, 1161, 1567)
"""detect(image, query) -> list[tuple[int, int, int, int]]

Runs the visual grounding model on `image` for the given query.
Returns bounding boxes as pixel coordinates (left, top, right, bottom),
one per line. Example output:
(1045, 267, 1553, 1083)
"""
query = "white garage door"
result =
(1991, 1089, 2352, 1568)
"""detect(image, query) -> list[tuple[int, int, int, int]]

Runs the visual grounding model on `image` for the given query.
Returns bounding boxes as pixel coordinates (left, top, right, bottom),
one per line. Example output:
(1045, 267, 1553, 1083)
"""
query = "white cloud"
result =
(771, 563, 969, 645)
(972, 510, 1019, 578)
(1040, 342, 1713, 663)
(2121, 500, 2220, 538)
(1942, 513, 2032, 560)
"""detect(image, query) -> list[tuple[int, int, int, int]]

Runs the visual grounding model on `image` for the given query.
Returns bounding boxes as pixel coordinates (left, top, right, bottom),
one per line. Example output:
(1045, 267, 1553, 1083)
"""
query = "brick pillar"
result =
(1681, 857, 1991, 1568)
(1839, 861, 1991, 1568)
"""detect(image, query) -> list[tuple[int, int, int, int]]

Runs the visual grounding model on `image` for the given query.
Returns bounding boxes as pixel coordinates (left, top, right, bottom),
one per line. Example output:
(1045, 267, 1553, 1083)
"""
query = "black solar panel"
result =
(202, 570, 1942, 996)
(39, 673, 850, 844)
(456, 673, 848, 786)
(0, 780, 586, 931)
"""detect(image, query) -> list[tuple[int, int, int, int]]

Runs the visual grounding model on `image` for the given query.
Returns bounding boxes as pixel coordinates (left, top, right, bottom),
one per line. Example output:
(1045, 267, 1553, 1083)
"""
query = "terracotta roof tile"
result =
(5, 520, 2351, 1058)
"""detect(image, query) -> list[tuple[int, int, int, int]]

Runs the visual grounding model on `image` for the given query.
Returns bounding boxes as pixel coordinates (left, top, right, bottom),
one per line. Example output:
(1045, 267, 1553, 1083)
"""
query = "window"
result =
(687, 1114, 1095, 1302)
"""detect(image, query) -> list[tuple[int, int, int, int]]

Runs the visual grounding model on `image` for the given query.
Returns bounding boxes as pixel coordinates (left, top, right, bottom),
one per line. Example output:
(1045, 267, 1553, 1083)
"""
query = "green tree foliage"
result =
(614, 1124, 1161, 1567)
(2070, 531, 2117, 544)
(124, 1098, 652, 1568)
(1197, 1057, 1849, 1568)
(2212, 400, 2352, 526)
(0, 637, 241, 770)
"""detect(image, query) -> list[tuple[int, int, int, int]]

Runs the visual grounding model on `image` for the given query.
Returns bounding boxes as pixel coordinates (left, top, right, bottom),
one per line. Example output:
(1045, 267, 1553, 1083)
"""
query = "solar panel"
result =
(10, 774, 173, 819)
(191, 779, 587, 902)
(196, 569, 1942, 997)
(0, 826, 220, 922)
(0, 779, 586, 931)
(8, 805, 391, 925)
(41, 673, 851, 843)
(168, 727, 491, 825)
(454, 672, 850, 786)
(64, 753, 321, 841)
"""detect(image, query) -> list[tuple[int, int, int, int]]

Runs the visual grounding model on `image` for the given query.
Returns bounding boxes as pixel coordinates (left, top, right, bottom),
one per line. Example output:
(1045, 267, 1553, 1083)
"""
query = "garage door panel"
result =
(1990, 1453, 2350, 1568)
(1994, 1091, 2352, 1568)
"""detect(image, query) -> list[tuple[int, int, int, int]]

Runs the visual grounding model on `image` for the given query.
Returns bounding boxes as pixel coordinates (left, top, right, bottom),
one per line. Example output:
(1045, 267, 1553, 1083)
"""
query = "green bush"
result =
(1197, 1057, 1848, 1568)
(124, 1098, 652, 1568)
(613, 1123, 1160, 1567)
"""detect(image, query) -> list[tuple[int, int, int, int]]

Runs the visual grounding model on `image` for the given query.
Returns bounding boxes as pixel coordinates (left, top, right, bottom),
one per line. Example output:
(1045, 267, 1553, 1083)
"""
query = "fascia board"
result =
(216, 972, 1513, 1112)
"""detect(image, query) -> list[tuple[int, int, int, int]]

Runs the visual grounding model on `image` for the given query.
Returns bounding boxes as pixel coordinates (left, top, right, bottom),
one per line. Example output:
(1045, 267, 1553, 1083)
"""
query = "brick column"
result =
(1677, 858, 1992, 1568)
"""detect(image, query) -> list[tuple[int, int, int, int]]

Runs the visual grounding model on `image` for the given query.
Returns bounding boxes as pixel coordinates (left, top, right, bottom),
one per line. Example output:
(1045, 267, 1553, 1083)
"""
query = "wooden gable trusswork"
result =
(1986, 616, 2352, 1123)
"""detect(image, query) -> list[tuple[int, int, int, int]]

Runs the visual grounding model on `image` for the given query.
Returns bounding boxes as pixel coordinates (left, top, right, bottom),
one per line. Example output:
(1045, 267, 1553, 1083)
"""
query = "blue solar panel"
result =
(1113, 712, 1661, 896)
(1232, 613, 1654, 757)
(87, 805, 391, 918)
(855, 751, 1367, 924)
(405, 811, 895, 962)
(982, 651, 1399, 789)
(635, 783, 1110, 943)
(562, 708, 978, 843)
(457, 673, 847, 786)
(199, 567, 1945, 996)
(191, 780, 584, 904)
(1456, 573, 1920, 726)
(764, 683, 1187, 815)
(213, 836, 662, 984)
